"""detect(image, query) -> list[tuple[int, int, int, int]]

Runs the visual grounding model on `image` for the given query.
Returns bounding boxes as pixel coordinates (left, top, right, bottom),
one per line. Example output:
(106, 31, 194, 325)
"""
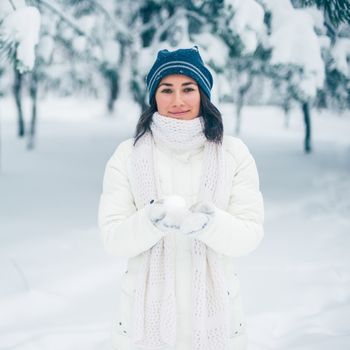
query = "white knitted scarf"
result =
(129, 111, 231, 350)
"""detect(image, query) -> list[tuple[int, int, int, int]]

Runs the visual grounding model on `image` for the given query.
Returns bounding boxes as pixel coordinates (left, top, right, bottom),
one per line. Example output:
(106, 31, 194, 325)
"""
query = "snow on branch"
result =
(0, 5, 41, 73)
(36, 0, 99, 46)
(261, 0, 325, 99)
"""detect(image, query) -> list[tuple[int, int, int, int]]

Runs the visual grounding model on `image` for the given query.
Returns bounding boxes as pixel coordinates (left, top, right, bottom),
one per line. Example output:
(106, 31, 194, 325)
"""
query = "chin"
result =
(171, 115, 187, 119)
(168, 113, 197, 120)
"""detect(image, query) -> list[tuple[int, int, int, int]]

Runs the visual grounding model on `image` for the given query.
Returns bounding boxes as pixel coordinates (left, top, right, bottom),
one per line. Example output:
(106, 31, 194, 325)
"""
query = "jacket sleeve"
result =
(98, 140, 166, 258)
(195, 139, 264, 257)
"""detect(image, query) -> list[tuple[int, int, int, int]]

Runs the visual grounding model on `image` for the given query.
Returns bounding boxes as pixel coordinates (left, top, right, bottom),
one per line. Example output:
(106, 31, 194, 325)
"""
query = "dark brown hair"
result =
(133, 87, 224, 146)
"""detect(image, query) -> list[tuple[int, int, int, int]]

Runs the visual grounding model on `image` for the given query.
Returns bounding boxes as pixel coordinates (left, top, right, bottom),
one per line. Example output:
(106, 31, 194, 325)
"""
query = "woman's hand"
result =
(147, 195, 189, 233)
(147, 196, 216, 237)
(180, 200, 216, 238)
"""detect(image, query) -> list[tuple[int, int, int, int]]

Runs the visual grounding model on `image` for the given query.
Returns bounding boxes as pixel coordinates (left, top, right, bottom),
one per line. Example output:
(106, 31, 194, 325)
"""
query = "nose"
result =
(171, 90, 184, 106)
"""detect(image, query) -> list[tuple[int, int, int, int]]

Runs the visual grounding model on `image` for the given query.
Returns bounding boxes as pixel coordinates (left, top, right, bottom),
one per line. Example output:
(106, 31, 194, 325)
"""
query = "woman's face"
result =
(155, 74, 201, 120)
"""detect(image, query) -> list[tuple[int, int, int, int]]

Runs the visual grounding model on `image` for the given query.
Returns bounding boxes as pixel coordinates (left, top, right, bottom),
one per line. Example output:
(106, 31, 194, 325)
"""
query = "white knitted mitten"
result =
(180, 200, 216, 237)
(147, 195, 189, 233)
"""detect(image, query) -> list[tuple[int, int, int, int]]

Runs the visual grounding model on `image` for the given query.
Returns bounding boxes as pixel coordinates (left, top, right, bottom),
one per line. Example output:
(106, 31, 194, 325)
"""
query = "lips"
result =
(169, 110, 190, 115)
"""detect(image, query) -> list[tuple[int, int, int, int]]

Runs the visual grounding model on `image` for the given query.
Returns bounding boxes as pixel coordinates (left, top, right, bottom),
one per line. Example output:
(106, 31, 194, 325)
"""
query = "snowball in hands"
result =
(148, 195, 190, 233)
(163, 195, 189, 223)
(180, 201, 216, 237)
(148, 196, 216, 236)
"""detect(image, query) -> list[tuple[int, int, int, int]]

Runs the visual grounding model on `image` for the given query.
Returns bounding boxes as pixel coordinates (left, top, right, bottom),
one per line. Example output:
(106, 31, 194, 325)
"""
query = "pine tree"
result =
(297, 0, 350, 27)
(261, 0, 325, 153)
(295, 0, 350, 48)
(296, 0, 350, 112)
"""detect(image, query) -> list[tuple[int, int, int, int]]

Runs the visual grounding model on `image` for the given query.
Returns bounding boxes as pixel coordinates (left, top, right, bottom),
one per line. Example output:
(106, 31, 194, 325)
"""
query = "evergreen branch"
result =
(299, 0, 350, 27)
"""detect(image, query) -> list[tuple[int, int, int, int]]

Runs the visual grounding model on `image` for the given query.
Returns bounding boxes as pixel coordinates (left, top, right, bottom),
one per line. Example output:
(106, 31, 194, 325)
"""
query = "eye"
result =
(184, 87, 195, 92)
(160, 88, 172, 93)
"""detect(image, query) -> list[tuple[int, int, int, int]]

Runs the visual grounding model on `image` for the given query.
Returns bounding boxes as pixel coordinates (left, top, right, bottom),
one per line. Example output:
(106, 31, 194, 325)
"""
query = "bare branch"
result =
(153, 8, 206, 44)
(8, 0, 16, 10)
(86, 1, 133, 40)
(37, 0, 100, 47)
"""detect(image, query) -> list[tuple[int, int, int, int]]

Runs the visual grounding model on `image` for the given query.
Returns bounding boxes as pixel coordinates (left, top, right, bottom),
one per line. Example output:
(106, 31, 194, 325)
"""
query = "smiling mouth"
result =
(169, 110, 190, 115)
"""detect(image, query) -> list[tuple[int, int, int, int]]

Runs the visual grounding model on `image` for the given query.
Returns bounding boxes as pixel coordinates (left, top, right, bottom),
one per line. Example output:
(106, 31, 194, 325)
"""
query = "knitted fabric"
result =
(129, 111, 231, 350)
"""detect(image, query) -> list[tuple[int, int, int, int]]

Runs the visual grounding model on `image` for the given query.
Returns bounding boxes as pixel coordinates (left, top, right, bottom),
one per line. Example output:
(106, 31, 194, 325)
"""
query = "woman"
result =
(98, 46, 264, 350)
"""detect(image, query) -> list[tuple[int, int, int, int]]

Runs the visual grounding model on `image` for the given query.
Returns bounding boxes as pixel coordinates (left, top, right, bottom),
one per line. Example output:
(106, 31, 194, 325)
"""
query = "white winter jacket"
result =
(98, 134, 264, 350)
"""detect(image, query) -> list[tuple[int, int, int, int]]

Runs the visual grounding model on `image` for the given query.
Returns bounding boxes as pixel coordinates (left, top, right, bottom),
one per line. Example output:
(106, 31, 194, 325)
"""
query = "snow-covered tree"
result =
(2, 0, 343, 157)
(217, 0, 269, 134)
(322, 36, 350, 111)
(297, 0, 350, 34)
(0, 0, 41, 73)
(131, 1, 224, 110)
(132, 0, 269, 135)
(261, 0, 325, 153)
(0, 0, 41, 163)
(296, 0, 350, 113)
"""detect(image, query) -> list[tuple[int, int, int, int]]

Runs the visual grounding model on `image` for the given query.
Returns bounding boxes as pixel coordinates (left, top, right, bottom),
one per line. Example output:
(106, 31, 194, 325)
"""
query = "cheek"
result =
(155, 94, 171, 108)
(186, 93, 200, 108)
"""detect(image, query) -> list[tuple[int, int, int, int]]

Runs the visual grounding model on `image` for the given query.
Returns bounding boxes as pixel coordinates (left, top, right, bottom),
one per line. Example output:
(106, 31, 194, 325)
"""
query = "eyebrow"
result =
(158, 81, 197, 87)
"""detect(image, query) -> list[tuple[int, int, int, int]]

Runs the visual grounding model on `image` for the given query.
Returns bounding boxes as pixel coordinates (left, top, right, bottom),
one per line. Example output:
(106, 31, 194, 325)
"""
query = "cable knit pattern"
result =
(129, 112, 231, 350)
(151, 112, 207, 152)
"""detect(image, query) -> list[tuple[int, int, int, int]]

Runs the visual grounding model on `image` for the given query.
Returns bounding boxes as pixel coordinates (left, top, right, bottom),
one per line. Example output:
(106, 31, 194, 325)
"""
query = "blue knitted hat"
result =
(146, 46, 213, 104)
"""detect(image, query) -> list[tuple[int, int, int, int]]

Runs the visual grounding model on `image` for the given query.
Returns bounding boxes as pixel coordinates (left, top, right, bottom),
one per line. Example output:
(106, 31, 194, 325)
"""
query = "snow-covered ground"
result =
(0, 97, 349, 349)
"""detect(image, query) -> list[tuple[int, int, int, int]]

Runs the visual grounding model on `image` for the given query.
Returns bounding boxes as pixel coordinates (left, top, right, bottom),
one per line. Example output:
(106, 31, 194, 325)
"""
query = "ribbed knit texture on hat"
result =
(146, 46, 213, 104)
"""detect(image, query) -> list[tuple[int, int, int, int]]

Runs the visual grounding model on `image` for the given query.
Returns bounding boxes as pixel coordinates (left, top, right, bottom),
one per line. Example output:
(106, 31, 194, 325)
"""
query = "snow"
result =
(318, 34, 331, 51)
(192, 32, 229, 68)
(226, 0, 266, 54)
(102, 40, 120, 66)
(262, 0, 325, 99)
(332, 38, 350, 77)
(0, 0, 26, 20)
(163, 195, 189, 224)
(301, 6, 327, 34)
(72, 35, 87, 54)
(0, 6, 41, 73)
(0, 97, 350, 349)
(37, 34, 55, 64)
(76, 15, 96, 34)
(137, 46, 157, 76)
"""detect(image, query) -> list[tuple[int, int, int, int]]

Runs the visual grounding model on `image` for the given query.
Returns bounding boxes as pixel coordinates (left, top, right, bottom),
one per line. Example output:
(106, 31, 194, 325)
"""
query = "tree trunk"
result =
(235, 97, 243, 135)
(235, 78, 253, 135)
(302, 101, 312, 153)
(283, 100, 291, 128)
(27, 71, 38, 150)
(0, 109, 2, 174)
(284, 109, 290, 128)
(14, 67, 25, 137)
(107, 69, 119, 113)
(118, 42, 132, 102)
